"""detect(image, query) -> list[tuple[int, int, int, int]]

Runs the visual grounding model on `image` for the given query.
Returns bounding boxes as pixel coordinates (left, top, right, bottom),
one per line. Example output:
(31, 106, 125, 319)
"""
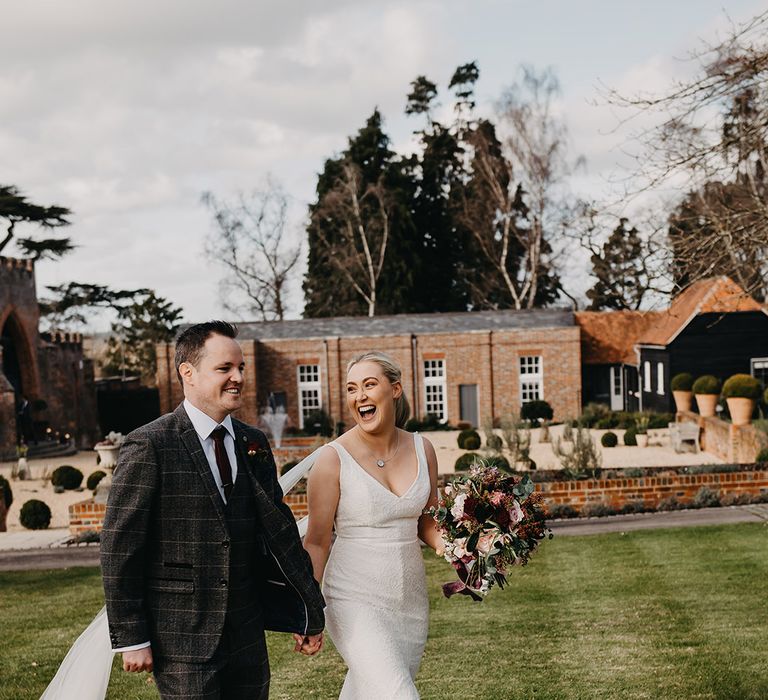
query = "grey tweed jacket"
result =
(101, 403, 325, 662)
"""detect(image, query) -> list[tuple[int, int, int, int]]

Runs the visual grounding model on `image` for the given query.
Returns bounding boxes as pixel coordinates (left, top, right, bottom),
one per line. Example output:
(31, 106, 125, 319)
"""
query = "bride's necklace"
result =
(360, 429, 401, 468)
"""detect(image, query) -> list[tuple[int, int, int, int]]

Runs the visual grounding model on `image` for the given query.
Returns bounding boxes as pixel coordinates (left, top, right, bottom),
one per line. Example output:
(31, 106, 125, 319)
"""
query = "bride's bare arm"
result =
(417, 437, 445, 553)
(303, 446, 341, 583)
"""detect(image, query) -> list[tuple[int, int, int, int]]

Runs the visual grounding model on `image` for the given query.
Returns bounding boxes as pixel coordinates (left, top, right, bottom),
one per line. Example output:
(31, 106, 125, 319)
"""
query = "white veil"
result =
(40, 448, 319, 699)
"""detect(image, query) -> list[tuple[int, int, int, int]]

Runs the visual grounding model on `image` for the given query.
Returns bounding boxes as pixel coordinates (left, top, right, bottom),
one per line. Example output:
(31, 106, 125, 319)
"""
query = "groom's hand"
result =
(292, 632, 323, 656)
(122, 647, 153, 672)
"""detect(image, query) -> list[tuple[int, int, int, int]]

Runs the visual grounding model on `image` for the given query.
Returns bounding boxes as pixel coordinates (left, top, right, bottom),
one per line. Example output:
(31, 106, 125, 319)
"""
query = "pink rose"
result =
(509, 500, 524, 525)
(477, 533, 496, 555)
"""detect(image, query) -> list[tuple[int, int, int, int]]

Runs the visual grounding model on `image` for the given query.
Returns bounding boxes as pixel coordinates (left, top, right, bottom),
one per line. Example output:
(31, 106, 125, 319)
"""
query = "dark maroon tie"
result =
(211, 426, 233, 501)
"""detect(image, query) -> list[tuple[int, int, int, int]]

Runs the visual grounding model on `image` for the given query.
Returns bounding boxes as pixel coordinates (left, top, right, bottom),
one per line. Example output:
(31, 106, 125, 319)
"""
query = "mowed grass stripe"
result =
(1, 523, 767, 699)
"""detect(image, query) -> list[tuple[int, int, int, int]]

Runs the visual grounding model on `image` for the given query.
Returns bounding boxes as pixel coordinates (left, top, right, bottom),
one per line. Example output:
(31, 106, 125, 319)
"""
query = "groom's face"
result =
(181, 333, 245, 422)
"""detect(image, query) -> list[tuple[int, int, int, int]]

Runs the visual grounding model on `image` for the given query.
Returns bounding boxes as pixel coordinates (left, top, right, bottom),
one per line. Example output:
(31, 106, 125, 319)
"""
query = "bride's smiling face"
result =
(346, 360, 402, 434)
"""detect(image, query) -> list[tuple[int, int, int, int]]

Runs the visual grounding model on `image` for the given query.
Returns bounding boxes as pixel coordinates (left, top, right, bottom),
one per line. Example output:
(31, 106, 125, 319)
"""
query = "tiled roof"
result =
(636, 276, 763, 346)
(575, 310, 663, 365)
(234, 308, 575, 340)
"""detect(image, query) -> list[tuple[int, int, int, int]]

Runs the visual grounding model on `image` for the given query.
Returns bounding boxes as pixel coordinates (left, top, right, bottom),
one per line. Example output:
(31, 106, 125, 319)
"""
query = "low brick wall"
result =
(537, 469, 768, 509)
(284, 492, 308, 519)
(69, 490, 311, 534)
(273, 446, 314, 467)
(678, 411, 768, 463)
(69, 499, 107, 535)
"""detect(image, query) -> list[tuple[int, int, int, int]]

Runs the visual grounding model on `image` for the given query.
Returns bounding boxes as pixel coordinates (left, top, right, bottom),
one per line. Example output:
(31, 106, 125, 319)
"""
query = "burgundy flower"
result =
(496, 508, 511, 528)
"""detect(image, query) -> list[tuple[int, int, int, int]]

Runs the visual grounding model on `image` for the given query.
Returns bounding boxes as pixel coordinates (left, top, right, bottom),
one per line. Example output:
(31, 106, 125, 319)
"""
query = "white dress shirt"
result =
(183, 399, 239, 501)
(113, 400, 239, 654)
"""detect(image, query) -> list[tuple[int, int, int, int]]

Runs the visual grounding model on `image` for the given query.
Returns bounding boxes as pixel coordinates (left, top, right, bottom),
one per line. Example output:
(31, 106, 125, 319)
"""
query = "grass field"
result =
(3, 523, 767, 699)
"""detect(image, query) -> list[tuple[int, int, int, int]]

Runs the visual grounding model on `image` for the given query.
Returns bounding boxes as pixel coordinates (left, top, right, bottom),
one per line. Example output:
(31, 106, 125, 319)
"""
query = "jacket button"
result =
(220, 578, 228, 587)
(222, 540, 230, 549)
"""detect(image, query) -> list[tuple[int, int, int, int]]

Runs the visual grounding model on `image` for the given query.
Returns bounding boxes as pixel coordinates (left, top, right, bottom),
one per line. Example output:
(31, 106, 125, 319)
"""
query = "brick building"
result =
(576, 277, 768, 413)
(0, 255, 98, 459)
(157, 309, 582, 431)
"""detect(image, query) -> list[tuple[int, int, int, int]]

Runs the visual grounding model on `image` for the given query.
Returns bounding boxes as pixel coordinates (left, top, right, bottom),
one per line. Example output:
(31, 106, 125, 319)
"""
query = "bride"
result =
(41, 350, 442, 700)
(303, 351, 443, 699)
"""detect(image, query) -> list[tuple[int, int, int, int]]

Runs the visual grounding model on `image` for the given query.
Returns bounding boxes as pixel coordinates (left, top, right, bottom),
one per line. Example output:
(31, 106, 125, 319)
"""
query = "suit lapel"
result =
(175, 404, 227, 526)
(232, 423, 274, 512)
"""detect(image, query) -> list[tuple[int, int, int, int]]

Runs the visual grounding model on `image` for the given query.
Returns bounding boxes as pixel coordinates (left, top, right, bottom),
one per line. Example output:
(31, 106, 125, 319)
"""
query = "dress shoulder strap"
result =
(412, 431, 427, 473)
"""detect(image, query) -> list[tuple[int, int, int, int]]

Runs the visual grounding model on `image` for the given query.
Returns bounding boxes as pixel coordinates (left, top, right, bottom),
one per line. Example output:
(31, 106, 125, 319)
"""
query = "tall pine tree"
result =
(586, 218, 652, 310)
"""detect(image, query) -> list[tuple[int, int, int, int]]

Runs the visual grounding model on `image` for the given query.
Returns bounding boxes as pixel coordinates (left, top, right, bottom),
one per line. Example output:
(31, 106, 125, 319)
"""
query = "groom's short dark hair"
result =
(174, 320, 239, 384)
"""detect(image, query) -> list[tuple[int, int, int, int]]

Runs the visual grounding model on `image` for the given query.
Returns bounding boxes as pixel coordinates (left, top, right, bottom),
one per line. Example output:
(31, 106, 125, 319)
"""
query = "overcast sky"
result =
(2, 0, 765, 330)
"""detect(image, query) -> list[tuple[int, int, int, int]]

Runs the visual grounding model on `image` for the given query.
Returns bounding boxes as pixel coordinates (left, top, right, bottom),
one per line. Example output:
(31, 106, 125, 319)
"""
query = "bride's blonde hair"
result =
(347, 351, 411, 429)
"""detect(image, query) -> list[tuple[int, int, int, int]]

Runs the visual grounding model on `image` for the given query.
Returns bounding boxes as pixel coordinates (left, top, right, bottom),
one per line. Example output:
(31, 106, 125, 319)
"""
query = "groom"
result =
(101, 321, 324, 699)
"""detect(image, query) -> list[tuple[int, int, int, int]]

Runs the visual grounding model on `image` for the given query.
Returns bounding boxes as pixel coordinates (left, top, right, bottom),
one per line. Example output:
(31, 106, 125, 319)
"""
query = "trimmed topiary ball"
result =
(692, 375, 722, 395)
(721, 373, 762, 399)
(601, 431, 618, 448)
(623, 427, 637, 446)
(485, 455, 511, 472)
(755, 447, 768, 464)
(463, 435, 481, 450)
(454, 453, 481, 471)
(520, 400, 554, 426)
(670, 373, 694, 391)
(51, 465, 84, 490)
(486, 434, 503, 451)
(280, 460, 299, 476)
(303, 409, 333, 437)
(457, 429, 481, 449)
(20, 499, 52, 530)
(86, 470, 107, 491)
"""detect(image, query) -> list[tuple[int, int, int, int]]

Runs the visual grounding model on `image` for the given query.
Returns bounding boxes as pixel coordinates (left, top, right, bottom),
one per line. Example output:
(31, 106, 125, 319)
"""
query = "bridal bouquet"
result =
(429, 461, 550, 601)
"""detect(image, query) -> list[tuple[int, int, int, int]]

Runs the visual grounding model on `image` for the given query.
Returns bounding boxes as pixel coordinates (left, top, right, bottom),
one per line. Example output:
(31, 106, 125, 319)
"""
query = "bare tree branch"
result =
(202, 177, 302, 320)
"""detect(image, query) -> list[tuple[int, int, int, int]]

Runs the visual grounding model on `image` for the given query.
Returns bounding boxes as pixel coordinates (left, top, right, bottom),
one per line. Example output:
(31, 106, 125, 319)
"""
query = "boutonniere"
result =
(246, 441, 268, 458)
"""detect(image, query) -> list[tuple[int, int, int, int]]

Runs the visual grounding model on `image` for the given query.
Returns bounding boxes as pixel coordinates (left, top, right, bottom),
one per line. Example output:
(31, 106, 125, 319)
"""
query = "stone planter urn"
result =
(636, 433, 649, 448)
(95, 444, 120, 469)
(16, 456, 29, 480)
(694, 394, 719, 418)
(93, 433, 124, 504)
(672, 390, 693, 413)
(727, 397, 755, 426)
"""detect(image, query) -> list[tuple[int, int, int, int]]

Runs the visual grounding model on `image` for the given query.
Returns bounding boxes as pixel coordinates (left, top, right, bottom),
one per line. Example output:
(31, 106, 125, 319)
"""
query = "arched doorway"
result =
(0, 312, 38, 443)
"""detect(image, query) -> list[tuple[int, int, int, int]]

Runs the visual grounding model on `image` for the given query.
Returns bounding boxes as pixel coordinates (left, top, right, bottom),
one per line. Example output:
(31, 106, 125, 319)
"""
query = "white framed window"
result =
(657, 362, 665, 395)
(423, 359, 447, 420)
(752, 357, 768, 387)
(297, 364, 321, 428)
(644, 361, 651, 392)
(519, 355, 543, 403)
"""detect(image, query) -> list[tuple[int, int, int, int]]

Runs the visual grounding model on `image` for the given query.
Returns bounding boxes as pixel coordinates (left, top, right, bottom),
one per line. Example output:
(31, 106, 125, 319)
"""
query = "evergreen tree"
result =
(103, 292, 184, 384)
(0, 184, 72, 259)
(404, 64, 481, 312)
(303, 110, 417, 317)
(586, 218, 652, 310)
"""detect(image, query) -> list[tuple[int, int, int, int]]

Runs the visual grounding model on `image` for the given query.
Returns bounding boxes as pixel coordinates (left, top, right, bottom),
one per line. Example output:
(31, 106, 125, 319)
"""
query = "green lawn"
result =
(3, 523, 767, 699)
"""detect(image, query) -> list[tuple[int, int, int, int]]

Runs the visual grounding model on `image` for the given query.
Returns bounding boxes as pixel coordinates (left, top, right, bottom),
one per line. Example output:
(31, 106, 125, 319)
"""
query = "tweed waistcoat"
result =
(223, 468, 263, 625)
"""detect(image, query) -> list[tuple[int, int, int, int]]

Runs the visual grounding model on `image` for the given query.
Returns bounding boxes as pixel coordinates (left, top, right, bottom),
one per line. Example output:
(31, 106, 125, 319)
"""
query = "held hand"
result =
(292, 632, 324, 656)
(122, 647, 153, 672)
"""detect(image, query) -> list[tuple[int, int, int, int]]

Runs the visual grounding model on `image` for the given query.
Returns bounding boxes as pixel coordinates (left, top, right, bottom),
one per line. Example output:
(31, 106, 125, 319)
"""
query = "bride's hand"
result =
(122, 647, 153, 672)
(292, 632, 324, 656)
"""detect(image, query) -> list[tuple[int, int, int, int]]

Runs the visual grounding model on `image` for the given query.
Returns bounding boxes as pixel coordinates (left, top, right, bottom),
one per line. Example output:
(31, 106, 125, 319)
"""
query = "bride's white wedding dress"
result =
(41, 435, 431, 700)
(324, 434, 430, 700)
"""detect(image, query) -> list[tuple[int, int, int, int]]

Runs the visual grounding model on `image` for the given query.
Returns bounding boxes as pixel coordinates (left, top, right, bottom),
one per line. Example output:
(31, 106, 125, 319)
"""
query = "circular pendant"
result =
(376, 459, 385, 468)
